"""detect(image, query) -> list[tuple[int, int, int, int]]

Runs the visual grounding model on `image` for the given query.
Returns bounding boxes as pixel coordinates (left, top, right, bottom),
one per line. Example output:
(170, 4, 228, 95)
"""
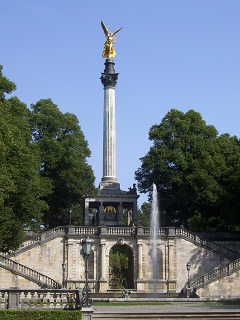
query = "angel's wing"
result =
(101, 21, 109, 38)
(112, 27, 123, 36)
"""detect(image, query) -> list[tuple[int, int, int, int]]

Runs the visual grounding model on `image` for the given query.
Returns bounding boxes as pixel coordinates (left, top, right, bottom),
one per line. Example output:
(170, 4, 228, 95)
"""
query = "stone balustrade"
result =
(0, 255, 61, 289)
(0, 289, 79, 310)
(190, 257, 240, 289)
(1, 226, 239, 297)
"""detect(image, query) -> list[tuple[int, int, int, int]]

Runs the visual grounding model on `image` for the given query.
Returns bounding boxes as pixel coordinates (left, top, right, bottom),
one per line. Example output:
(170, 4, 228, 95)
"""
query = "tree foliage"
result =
(109, 245, 133, 289)
(138, 202, 151, 227)
(29, 99, 96, 228)
(135, 109, 240, 231)
(0, 67, 49, 251)
(0, 65, 97, 251)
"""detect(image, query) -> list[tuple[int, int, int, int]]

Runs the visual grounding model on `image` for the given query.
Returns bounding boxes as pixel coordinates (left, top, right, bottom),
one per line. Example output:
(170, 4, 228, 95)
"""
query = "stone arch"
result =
(109, 244, 134, 289)
(148, 247, 163, 279)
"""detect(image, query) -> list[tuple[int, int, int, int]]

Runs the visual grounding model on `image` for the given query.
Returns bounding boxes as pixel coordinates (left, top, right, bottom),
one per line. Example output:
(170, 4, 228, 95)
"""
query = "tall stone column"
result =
(100, 58, 120, 189)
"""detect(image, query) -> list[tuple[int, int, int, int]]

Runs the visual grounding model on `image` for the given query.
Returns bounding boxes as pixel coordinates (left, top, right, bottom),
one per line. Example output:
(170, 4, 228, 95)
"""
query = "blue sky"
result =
(1, 0, 240, 206)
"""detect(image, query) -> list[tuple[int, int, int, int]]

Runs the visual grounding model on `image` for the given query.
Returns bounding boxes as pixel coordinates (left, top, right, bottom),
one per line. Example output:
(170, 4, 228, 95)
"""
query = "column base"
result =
(167, 279, 177, 292)
(136, 278, 145, 291)
(99, 279, 108, 292)
(99, 178, 120, 190)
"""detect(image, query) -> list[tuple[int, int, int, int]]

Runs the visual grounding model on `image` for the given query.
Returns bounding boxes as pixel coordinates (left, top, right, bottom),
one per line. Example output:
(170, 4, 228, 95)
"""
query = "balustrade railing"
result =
(174, 228, 239, 260)
(0, 289, 76, 310)
(142, 227, 167, 236)
(73, 227, 98, 235)
(107, 227, 133, 235)
(190, 257, 240, 289)
(43, 226, 66, 240)
(0, 255, 61, 289)
(4, 226, 237, 262)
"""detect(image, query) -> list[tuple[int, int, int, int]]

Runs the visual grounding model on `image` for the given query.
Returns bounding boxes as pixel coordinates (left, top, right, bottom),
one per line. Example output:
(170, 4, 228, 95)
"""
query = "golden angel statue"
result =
(101, 21, 122, 58)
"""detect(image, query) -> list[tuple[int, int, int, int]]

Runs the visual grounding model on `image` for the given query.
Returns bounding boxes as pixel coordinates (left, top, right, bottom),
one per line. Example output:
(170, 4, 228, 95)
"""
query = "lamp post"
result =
(81, 236, 93, 307)
(186, 262, 191, 288)
(62, 262, 66, 288)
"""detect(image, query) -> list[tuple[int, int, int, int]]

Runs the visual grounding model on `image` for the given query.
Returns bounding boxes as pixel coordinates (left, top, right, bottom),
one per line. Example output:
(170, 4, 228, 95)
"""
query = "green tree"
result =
(0, 66, 49, 251)
(135, 109, 240, 231)
(109, 245, 133, 289)
(138, 202, 151, 227)
(213, 134, 240, 230)
(30, 99, 96, 228)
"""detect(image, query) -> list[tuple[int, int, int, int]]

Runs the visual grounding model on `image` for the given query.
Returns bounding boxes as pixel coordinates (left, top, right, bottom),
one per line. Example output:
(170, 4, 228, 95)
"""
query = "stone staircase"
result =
(4, 226, 66, 258)
(6, 226, 239, 261)
(0, 227, 65, 289)
(174, 228, 240, 261)
(1, 226, 239, 292)
(92, 312, 240, 319)
(174, 228, 240, 289)
(190, 256, 240, 289)
(92, 302, 240, 320)
(0, 255, 61, 289)
(0, 254, 61, 289)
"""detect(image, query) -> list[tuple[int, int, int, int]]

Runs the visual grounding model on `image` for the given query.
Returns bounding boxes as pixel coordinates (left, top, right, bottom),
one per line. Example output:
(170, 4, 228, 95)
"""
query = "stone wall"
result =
(198, 270, 240, 299)
(0, 227, 239, 299)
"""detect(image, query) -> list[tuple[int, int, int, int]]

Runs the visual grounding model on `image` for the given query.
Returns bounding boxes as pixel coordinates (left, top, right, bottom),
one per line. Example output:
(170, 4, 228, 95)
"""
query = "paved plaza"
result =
(92, 301, 240, 319)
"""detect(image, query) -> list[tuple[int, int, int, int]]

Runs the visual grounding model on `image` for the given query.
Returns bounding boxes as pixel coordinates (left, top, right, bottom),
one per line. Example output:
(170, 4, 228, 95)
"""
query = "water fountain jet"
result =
(150, 183, 160, 298)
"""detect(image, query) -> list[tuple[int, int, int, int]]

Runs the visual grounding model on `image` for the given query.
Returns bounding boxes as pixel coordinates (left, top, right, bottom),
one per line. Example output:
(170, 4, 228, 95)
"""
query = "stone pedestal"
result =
(81, 307, 94, 320)
(8, 288, 19, 309)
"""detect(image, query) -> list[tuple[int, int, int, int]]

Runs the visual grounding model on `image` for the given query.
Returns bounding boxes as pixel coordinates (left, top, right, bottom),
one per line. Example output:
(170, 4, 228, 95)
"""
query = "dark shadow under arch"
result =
(109, 244, 134, 289)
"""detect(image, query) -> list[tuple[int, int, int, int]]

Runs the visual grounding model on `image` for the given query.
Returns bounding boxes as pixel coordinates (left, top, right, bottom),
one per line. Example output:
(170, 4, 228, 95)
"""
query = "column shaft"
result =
(100, 239, 106, 280)
(137, 241, 143, 279)
(102, 87, 116, 181)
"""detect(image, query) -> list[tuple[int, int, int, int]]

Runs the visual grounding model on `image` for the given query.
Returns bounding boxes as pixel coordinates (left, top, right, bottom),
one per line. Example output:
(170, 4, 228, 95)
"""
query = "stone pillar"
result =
(100, 58, 120, 189)
(67, 239, 74, 281)
(99, 202, 104, 225)
(136, 240, 145, 291)
(8, 288, 19, 309)
(167, 238, 176, 292)
(100, 239, 106, 280)
(102, 87, 116, 180)
(132, 198, 138, 225)
(118, 202, 123, 225)
(84, 198, 90, 226)
(137, 240, 143, 279)
(81, 307, 94, 320)
(99, 238, 108, 292)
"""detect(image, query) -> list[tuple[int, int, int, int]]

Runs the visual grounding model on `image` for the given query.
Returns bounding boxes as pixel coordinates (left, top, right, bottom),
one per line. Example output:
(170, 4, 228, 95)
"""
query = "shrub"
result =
(0, 310, 82, 319)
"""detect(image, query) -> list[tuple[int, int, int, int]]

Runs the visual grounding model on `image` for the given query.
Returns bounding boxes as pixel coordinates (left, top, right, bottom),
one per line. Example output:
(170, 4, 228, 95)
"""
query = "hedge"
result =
(0, 310, 82, 319)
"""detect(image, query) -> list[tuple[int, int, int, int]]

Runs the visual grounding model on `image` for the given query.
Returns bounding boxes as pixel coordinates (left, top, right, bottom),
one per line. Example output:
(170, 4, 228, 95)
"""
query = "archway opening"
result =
(109, 244, 134, 289)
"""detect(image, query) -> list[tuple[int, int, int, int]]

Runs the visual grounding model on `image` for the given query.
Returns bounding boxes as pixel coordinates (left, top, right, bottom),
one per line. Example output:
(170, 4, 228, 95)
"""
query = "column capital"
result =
(101, 58, 119, 88)
(101, 73, 118, 88)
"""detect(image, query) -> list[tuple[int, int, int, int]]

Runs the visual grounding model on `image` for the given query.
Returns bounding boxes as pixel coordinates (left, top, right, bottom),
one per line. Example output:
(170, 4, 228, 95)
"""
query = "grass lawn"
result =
(93, 300, 240, 306)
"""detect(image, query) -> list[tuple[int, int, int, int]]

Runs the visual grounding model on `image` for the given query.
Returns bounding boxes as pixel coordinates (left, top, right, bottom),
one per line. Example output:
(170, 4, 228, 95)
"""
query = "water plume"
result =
(150, 183, 160, 298)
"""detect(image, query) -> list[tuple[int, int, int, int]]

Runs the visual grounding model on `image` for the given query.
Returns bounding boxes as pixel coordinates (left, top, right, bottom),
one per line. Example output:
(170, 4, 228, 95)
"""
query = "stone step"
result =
(93, 312, 240, 319)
